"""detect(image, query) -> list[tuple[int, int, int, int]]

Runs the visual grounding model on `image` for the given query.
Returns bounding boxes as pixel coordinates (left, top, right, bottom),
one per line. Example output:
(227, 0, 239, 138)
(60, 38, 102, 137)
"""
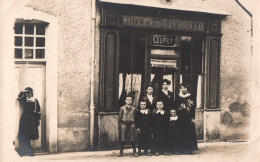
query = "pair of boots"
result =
(118, 141, 138, 157)
(138, 149, 152, 156)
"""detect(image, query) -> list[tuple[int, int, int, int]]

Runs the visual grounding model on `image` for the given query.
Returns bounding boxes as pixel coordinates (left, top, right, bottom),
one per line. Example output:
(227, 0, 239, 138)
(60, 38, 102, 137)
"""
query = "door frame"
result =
(1, 5, 59, 153)
(14, 63, 47, 151)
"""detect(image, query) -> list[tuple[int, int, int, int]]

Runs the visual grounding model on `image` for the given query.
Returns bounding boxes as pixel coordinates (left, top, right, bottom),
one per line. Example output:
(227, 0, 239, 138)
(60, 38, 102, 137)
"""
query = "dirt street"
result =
(12, 141, 260, 162)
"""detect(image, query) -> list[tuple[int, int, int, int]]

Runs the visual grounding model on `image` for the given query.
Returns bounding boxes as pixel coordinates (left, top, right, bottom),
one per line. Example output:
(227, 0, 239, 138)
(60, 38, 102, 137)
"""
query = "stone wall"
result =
(27, 0, 100, 152)
(25, 0, 252, 151)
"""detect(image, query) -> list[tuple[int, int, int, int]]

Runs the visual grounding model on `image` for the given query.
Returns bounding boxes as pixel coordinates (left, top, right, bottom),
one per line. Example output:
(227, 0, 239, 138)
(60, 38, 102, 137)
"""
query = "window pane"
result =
(181, 36, 192, 74)
(209, 39, 219, 108)
(14, 48, 22, 59)
(25, 49, 33, 59)
(25, 24, 34, 35)
(14, 24, 23, 34)
(133, 33, 145, 73)
(15, 36, 22, 46)
(119, 32, 132, 73)
(25, 37, 33, 46)
(36, 49, 45, 58)
(36, 37, 45, 47)
(192, 37, 203, 74)
(36, 25, 45, 35)
(104, 33, 115, 111)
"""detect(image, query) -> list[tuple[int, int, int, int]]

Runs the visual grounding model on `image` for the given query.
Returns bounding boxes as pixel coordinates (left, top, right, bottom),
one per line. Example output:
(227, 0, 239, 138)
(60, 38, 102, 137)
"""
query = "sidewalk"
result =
(5, 141, 260, 162)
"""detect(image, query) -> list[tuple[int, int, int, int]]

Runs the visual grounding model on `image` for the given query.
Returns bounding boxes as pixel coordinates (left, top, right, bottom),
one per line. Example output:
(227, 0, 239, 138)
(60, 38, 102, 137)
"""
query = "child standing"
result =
(152, 100, 169, 156)
(118, 94, 138, 157)
(135, 99, 152, 156)
(168, 109, 180, 155)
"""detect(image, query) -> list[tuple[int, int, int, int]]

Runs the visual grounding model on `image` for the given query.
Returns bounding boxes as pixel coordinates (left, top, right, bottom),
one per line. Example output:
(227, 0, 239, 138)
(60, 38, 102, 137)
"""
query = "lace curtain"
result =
(118, 73, 142, 108)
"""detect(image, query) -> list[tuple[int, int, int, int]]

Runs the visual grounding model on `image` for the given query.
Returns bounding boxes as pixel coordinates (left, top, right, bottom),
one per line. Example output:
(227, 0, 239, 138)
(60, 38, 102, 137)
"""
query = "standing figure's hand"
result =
(136, 128, 141, 134)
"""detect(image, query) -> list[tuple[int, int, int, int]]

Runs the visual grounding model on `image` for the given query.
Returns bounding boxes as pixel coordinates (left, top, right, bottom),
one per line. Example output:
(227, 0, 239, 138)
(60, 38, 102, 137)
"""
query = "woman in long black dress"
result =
(175, 83, 198, 154)
(17, 87, 41, 156)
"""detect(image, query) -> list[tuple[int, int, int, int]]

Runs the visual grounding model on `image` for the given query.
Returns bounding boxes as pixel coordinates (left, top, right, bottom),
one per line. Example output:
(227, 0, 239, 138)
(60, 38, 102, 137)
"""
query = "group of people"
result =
(118, 79, 198, 157)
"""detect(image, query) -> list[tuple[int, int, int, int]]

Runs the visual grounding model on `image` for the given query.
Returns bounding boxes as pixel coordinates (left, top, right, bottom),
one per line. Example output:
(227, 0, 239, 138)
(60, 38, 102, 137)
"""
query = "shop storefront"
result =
(98, 2, 226, 149)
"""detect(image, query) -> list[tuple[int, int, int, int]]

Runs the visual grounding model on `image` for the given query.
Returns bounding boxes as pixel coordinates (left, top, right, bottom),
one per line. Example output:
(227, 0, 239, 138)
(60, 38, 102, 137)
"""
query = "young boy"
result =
(135, 99, 152, 156)
(168, 109, 180, 155)
(118, 94, 137, 157)
(152, 100, 169, 156)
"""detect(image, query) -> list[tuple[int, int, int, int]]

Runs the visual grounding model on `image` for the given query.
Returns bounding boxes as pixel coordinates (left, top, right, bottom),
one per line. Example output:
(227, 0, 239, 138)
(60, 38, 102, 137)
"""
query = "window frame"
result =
(14, 20, 48, 62)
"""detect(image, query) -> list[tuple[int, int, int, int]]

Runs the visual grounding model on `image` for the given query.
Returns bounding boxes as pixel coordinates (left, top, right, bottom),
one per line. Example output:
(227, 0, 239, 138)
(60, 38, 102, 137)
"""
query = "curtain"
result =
(118, 73, 123, 99)
(196, 75, 202, 108)
(118, 73, 142, 108)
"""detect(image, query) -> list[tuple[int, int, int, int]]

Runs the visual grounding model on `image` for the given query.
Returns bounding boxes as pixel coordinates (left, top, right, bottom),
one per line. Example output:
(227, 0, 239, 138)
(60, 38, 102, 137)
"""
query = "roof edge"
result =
(98, 0, 230, 16)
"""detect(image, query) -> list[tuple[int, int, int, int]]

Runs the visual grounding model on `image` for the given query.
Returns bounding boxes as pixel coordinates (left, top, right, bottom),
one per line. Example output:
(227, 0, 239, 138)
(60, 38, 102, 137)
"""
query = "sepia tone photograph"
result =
(0, 0, 260, 161)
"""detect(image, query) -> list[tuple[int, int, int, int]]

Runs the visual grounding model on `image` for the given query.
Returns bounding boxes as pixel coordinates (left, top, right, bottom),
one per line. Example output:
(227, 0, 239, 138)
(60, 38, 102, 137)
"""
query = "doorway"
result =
(14, 63, 46, 151)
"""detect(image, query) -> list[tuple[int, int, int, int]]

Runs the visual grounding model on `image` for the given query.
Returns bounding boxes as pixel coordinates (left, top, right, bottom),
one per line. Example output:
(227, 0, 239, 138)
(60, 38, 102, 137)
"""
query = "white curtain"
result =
(151, 74, 155, 82)
(196, 75, 202, 108)
(180, 75, 183, 85)
(119, 74, 142, 108)
(118, 73, 123, 99)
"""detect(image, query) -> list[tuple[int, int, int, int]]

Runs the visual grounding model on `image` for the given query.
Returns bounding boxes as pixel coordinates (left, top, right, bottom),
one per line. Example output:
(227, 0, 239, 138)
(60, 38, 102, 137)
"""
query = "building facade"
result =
(0, 0, 258, 154)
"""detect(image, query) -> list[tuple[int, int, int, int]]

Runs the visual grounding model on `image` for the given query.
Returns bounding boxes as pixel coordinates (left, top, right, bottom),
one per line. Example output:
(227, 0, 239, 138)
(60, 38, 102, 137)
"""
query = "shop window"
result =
(118, 32, 146, 108)
(14, 22, 47, 60)
(101, 32, 220, 111)
(180, 36, 204, 108)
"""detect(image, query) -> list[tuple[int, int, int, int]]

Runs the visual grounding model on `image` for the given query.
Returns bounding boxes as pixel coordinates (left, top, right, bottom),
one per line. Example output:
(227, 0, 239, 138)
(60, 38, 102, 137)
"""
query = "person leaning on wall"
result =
(16, 87, 41, 156)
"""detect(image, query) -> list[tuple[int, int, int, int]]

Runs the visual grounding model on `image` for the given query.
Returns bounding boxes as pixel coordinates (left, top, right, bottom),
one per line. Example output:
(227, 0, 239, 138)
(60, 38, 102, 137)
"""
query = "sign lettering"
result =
(152, 35, 176, 46)
(121, 15, 205, 32)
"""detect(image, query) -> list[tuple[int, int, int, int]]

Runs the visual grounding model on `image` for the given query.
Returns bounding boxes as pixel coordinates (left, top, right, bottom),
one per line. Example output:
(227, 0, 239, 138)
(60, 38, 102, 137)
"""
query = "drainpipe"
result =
(90, 0, 96, 150)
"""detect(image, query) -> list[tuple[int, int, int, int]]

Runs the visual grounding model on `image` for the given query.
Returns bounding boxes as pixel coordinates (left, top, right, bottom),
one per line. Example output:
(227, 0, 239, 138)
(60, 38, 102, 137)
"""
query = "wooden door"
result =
(14, 63, 46, 151)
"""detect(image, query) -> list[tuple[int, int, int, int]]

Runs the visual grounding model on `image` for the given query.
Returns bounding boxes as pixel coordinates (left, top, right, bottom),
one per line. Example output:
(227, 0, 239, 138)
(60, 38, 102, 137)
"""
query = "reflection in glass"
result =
(25, 49, 33, 59)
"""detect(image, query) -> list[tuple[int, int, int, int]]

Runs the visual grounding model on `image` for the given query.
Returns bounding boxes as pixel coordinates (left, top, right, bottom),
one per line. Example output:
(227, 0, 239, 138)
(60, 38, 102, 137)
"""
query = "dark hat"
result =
(162, 79, 171, 85)
(180, 82, 190, 88)
(145, 84, 153, 90)
(25, 87, 33, 92)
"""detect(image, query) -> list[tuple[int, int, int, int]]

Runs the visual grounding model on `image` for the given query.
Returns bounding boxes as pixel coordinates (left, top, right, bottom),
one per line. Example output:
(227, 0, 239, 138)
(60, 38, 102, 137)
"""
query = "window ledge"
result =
(98, 112, 119, 115)
(203, 108, 221, 112)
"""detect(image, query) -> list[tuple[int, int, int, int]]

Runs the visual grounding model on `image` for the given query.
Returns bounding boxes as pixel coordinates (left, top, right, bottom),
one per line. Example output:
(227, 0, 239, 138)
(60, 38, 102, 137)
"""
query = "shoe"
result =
(147, 151, 152, 156)
(138, 151, 142, 156)
(175, 151, 180, 155)
(134, 153, 139, 157)
(117, 151, 123, 157)
(155, 152, 159, 156)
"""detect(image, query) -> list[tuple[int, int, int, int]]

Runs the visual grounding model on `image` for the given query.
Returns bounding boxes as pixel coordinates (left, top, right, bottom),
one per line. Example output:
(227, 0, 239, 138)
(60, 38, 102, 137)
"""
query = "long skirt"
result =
(178, 122, 198, 153)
